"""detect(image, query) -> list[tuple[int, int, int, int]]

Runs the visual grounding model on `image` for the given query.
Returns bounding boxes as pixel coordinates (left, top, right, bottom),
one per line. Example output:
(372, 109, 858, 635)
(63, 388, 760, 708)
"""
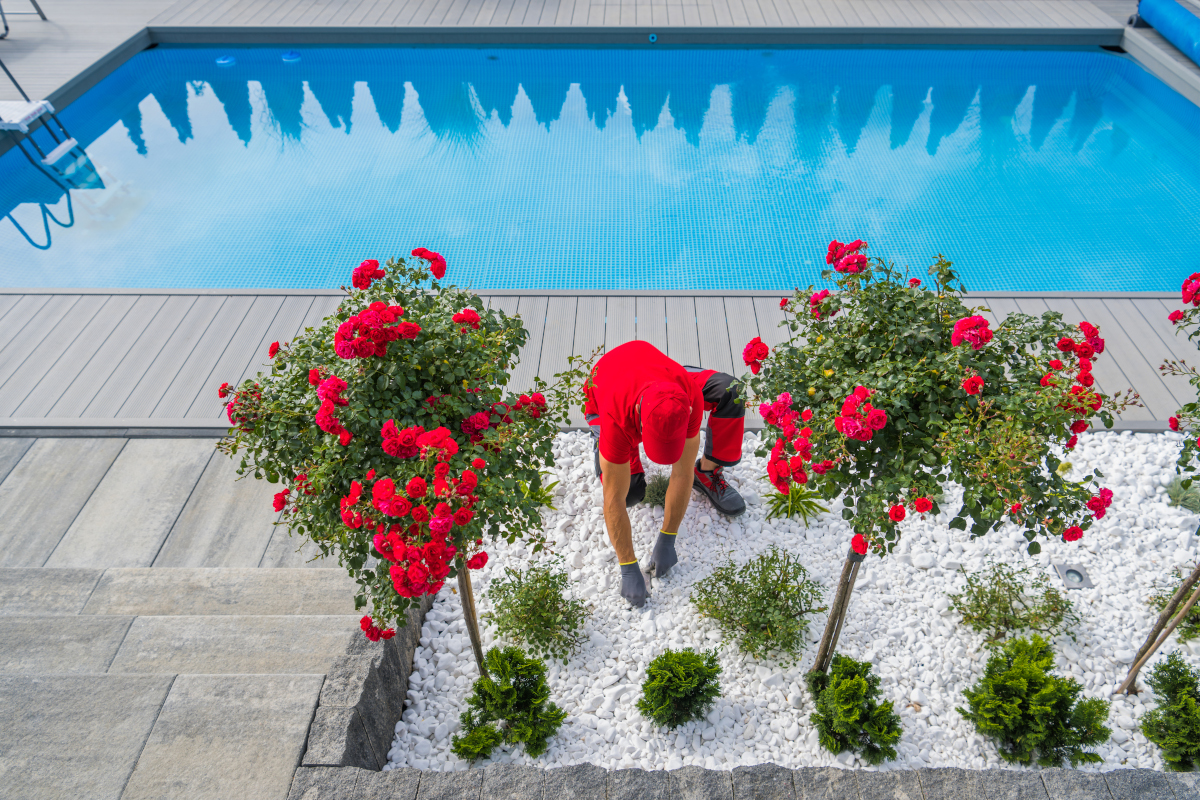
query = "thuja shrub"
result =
(689, 545, 824, 663)
(483, 559, 590, 663)
(217, 252, 582, 635)
(637, 648, 722, 729)
(742, 238, 1130, 556)
(948, 559, 1079, 644)
(451, 646, 566, 760)
(643, 472, 670, 507)
(805, 654, 902, 765)
(1142, 651, 1200, 771)
(958, 635, 1110, 768)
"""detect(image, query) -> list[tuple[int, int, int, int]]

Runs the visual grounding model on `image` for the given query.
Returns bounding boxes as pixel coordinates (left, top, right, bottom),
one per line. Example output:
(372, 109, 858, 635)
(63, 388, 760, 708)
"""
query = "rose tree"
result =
(217, 251, 577, 674)
(742, 238, 1132, 674)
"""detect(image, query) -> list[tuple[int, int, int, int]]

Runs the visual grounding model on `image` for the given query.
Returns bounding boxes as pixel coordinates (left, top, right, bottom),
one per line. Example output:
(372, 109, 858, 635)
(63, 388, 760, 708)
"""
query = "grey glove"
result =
(649, 531, 678, 578)
(620, 562, 649, 607)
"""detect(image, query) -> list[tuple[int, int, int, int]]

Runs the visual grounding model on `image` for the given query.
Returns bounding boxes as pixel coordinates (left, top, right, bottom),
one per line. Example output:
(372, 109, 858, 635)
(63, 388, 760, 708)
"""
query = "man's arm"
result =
(663, 435, 701, 533)
(599, 454, 634, 563)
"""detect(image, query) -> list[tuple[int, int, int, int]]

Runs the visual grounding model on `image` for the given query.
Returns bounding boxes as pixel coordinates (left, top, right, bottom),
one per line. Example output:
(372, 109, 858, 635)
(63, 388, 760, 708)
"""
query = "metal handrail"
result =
(1, 1, 49, 40)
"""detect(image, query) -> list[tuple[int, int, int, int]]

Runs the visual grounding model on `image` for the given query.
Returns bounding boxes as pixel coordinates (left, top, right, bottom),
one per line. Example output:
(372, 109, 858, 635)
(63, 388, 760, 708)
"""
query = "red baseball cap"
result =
(640, 381, 690, 464)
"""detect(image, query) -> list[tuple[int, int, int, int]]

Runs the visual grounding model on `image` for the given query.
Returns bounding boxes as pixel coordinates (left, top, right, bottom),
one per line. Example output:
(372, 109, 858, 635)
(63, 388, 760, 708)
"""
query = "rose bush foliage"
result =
(743, 239, 1129, 556)
(1160, 272, 1200, 484)
(218, 252, 573, 634)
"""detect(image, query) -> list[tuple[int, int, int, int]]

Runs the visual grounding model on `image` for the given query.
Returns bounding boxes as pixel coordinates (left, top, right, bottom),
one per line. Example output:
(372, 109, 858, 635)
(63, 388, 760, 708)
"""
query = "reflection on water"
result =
(1, 46, 1198, 290)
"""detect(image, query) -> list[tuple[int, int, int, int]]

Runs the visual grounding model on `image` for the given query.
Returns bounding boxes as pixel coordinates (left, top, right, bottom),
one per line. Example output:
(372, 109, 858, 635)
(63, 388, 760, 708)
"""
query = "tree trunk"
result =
(1118, 575, 1200, 694)
(457, 559, 489, 680)
(1119, 561, 1200, 693)
(810, 546, 866, 676)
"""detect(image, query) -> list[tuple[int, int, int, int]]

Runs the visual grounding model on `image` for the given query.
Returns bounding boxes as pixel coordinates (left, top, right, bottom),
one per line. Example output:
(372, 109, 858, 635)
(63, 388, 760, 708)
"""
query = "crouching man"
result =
(584, 340, 746, 607)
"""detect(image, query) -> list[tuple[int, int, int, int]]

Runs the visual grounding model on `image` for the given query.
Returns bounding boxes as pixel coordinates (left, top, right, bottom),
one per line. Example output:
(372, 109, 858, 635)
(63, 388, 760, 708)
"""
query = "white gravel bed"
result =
(384, 429, 1199, 774)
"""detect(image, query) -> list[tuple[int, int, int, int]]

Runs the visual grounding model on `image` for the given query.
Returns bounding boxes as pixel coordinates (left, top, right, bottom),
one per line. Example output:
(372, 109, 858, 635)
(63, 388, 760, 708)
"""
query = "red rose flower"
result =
(218, 382, 230, 398)
(779, 298, 788, 309)
(1170, 310, 1185, 325)
(1170, 417, 1180, 431)
(467, 552, 488, 570)
(742, 337, 770, 373)
(1066, 434, 1078, 450)
(1183, 273, 1200, 306)
(411, 247, 447, 279)
(962, 375, 984, 395)
(398, 321, 421, 339)
(1079, 321, 1099, 339)
(1010, 503, 1022, 513)
(1063, 526, 1083, 542)
(913, 497, 932, 513)
(410, 504, 430, 523)
(951, 317, 993, 350)
(1056, 337, 1075, 352)
(801, 409, 813, 422)
(472, 458, 486, 469)
(268, 341, 280, 358)
(339, 430, 353, 447)
(888, 505, 906, 522)
(406, 476, 427, 498)
(272, 489, 288, 512)
(851, 534, 868, 555)
(1070, 419, 1089, 434)
(908, 278, 921, 287)
(1049, 359, 1063, 370)
(1073, 342, 1094, 360)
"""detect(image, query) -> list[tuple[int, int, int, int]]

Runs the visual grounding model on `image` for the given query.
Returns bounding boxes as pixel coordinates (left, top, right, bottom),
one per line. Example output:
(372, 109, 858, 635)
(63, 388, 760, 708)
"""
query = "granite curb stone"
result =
(918, 767, 987, 800)
(481, 763, 546, 799)
(610, 766, 669, 800)
(1105, 768, 1178, 799)
(357, 767, 422, 800)
(987, 769, 1051, 800)
(415, 768, 484, 800)
(793, 767, 859, 799)
(1171, 773, 1200, 800)
(287, 766, 367, 800)
(672, 764, 735, 800)
(545, 763, 609, 799)
(857, 768, 923, 799)
(732, 763, 797, 799)
(1042, 767, 1117, 799)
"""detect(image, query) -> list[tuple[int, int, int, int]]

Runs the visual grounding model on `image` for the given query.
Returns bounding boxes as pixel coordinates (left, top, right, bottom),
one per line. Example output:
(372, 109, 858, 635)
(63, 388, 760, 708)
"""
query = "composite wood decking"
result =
(0, 290, 1186, 431)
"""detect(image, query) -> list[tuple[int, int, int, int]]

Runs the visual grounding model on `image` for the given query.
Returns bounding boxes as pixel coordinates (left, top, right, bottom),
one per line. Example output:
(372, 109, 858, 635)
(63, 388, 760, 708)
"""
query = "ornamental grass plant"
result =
(689, 546, 824, 664)
(451, 646, 566, 761)
(958, 635, 1110, 768)
(805, 653, 902, 765)
(1141, 651, 1200, 771)
(216, 252, 587, 656)
(948, 559, 1079, 644)
(637, 648, 723, 729)
(483, 559, 591, 663)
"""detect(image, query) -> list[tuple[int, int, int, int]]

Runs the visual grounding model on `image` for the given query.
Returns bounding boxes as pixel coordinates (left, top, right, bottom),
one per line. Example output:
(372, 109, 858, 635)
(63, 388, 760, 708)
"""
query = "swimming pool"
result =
(1, 46, 1198, 292)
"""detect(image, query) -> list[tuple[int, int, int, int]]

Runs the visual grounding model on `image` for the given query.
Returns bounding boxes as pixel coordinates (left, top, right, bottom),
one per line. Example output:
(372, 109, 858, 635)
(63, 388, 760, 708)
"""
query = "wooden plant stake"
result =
(1118, 563, 1200, 694)
(810, 546, 866, 676)
(457, 559, 489, 680)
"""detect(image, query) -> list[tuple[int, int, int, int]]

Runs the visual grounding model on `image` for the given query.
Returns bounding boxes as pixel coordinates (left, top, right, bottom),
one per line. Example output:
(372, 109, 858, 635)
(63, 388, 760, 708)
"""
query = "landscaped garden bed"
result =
(384, 428, 1198, 774)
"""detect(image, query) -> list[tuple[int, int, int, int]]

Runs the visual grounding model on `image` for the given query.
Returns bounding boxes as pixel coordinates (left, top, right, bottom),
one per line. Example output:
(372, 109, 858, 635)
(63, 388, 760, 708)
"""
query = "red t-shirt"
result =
(584, 341, 703, 465)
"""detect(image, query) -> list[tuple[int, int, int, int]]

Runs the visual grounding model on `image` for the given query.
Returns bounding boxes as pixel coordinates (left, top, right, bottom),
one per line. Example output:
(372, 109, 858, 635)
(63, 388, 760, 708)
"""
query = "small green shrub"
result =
(637, 648, 722, 729)
(450, 646, 566, 761)
(958, 635, 1110, 768)
(483, 560, 590, 663)
(805, 653, 902, 765)
(689, 545, 824, 663)
(1168, 476, 1200, 514)
(948, 560, 1078, 644)
(644, 472, 670, 507)
(1142, 651, 1200, 771)
(764, 485, 828, 524)
(1150, 572, 1200, 643)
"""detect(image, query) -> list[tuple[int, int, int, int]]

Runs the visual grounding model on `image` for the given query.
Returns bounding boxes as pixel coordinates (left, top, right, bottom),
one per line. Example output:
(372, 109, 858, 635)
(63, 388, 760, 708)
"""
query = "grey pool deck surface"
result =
(2, 0, 1200, 798)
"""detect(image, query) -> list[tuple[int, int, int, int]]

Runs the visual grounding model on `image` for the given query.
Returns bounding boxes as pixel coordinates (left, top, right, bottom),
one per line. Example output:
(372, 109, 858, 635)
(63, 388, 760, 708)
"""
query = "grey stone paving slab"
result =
(0, 567, 103, 614)
(0, 437, 33, 483)
(1169, 772, 1200, 800)
(107, 614, 358, 674)
(481, 764, 546, 799)
(857, 769, 922, 800)
(672, 765, 735, 800)
(123, 673, 324, 800)
(920, 767, 987, 800)
(0, 673, 173, 800)
(733, 763, 797, 799)
(357, 767, 423, 800)
(1106, 768, 1178, 799)
(545, 763, 608, 800)
(0, 614, 132, 673)
(302, 705, 381, 769)
(46, 438, 214, 568)
(415, 768, 484, 800)
(287, 765, 365, 800)
(153, 453, 281, 567)
(1041, 768, 1115, 799)
(261, 523, 337, 568)
(794, 767, 860, 800)
(82, 567, 358, 615)
(610, 767, 669, 800)
(0, 437, 126, 567)
(985, 769, 1050, 800)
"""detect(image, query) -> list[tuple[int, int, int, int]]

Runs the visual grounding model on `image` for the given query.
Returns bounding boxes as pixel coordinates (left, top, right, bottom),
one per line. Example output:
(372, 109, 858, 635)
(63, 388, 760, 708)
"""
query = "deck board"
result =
(0, 291, 1186, 428)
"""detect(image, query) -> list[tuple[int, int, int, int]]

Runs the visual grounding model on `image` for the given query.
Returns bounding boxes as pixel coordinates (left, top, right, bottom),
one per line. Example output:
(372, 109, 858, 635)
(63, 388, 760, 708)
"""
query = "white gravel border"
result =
(385, 430, 1199, 774)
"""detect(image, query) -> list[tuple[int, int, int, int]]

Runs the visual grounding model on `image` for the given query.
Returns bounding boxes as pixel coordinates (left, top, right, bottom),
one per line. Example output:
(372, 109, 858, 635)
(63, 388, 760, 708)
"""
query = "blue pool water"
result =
(1, 46, 1199, 291)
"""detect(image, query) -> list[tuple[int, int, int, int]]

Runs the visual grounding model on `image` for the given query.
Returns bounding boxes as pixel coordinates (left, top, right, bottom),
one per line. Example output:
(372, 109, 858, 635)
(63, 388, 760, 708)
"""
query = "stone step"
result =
(1, 613, 359, 675)
(1, 672, 321, 800)
(0, 567, 359, 616)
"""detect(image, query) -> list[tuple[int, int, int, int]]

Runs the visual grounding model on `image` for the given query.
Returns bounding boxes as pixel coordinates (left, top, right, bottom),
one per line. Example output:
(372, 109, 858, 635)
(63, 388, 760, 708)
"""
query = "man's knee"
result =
(626, 473, 646, 507)
(707, 373, 745, 418)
